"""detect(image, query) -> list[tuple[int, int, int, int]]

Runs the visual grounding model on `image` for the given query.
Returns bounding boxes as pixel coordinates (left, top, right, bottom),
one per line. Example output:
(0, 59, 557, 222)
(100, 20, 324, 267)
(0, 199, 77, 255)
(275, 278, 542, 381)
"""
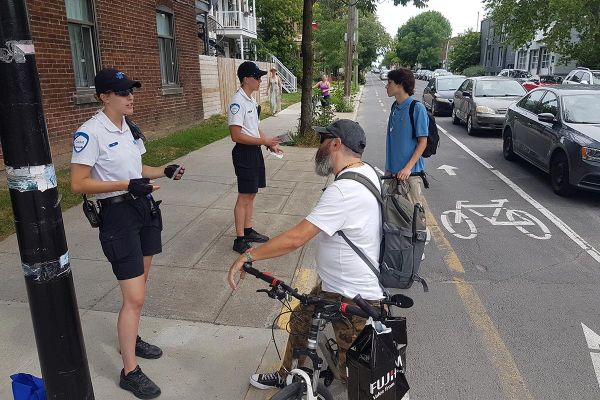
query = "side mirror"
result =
(538, 112, 557, 124)
(462, 91, 471, 97)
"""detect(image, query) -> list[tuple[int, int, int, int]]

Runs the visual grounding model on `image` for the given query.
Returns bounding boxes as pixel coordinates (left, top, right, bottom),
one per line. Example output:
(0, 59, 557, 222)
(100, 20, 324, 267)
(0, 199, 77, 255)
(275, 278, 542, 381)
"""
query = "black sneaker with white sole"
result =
(120, 365, 161, 399)
(136, 336, 163, 359)
(244, 229, 269, 243)
(249, 371, 285, 390)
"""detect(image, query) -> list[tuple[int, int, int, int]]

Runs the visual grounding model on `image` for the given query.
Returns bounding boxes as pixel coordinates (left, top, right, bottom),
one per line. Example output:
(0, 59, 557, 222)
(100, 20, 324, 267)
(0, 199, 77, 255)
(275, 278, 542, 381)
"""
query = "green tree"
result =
(448, 30, 480, 73)
(484, 0, 600, 68)
(395, 11, 452, 68)
(255, 0, 303, 76)
(299, 0, 428, 136)
(382, 49, 400, 68)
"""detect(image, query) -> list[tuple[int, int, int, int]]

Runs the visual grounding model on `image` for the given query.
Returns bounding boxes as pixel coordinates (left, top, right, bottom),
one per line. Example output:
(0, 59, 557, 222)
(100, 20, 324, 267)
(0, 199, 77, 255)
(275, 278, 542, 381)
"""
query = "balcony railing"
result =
(216, 11, 256, 34)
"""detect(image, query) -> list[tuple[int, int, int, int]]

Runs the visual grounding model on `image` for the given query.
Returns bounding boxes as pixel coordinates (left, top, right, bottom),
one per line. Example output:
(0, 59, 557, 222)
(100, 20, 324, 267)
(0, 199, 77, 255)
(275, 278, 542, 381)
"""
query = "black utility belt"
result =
(97, 193, 138, 207)
(83, 193, 161, 228)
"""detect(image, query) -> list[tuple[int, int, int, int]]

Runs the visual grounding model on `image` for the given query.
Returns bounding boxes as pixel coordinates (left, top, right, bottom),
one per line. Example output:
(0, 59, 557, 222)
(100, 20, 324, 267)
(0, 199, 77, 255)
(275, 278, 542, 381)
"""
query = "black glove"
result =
(128, 178, 153, 196)
(164, 164, 181, 179)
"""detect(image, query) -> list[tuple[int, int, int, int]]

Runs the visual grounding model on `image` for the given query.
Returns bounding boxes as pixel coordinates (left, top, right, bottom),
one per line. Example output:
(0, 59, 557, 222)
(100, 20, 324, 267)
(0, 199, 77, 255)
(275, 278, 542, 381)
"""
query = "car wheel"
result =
(503, 128, 516, 161)
(550, 151, 574, 196)
(467, 115, 476, 136)
(452, 108, 460, 125)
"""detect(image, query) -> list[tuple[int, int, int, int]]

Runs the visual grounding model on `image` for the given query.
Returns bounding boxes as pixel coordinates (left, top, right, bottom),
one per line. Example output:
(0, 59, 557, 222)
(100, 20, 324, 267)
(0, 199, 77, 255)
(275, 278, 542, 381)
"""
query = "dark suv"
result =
(502, 86, 600, 195)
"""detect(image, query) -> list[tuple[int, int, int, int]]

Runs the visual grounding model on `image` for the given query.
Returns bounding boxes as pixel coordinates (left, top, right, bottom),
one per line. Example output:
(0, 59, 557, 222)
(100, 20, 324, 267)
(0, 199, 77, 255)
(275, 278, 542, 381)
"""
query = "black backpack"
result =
(335, 165, 428, 292)
(408, 100, 439, 157)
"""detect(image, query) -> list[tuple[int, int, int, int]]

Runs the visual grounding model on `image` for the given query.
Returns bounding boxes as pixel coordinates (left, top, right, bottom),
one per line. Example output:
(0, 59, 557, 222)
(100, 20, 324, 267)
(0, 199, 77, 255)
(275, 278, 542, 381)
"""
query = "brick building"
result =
(25, 0, 206, 160)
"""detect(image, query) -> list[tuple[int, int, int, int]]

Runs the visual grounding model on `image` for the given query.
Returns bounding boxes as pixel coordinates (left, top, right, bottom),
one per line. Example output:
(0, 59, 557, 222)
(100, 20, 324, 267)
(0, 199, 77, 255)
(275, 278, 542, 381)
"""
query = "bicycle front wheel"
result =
(270, 382, 333, 400)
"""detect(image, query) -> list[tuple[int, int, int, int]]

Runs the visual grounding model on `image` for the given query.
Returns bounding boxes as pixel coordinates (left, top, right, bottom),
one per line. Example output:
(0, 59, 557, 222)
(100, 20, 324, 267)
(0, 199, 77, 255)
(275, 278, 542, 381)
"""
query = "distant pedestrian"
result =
(266, 67, 282, 115)
(385, 68, 428, 207)
(70, 68, 185, 399)
(228, 61, 282, 254)
(313, 74, 331, 107)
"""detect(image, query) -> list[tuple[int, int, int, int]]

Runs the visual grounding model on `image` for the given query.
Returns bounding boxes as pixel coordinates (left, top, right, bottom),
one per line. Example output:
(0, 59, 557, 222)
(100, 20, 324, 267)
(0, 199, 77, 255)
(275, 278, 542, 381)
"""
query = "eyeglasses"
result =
(251, 75, 262, 81)
(113, 88, 134, 97)
(319, 134, 337, 144)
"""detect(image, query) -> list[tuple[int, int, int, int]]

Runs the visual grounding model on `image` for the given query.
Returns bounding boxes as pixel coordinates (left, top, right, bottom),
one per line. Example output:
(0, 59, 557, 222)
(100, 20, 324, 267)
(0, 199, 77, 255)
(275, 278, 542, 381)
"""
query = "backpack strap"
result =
(409, 99, 418, 140)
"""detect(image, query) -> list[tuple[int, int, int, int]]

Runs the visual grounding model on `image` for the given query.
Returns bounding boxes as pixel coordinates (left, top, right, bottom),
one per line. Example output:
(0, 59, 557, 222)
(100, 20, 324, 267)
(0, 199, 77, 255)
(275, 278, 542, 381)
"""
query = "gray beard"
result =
(314, 148, 333, 177)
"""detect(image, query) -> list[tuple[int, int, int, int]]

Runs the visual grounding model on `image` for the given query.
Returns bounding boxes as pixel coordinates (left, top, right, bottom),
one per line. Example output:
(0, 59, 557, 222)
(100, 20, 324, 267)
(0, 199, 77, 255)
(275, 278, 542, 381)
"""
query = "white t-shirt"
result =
(228, 88, 260, 138)
(70, 111, 146, 199)
(306, 164, 384, 300)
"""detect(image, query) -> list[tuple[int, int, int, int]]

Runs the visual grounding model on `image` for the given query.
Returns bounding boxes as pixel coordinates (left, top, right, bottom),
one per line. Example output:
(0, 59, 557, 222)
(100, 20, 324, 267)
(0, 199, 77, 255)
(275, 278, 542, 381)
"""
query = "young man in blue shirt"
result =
(385, 68, 429, 206)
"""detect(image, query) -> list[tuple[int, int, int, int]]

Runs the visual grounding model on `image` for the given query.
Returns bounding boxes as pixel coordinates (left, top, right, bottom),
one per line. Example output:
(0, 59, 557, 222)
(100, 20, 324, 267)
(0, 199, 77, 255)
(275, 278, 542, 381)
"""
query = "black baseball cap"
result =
(314, 119, 367, 154)
(94, 68, 141, 94)
(237, 61, 267, 80)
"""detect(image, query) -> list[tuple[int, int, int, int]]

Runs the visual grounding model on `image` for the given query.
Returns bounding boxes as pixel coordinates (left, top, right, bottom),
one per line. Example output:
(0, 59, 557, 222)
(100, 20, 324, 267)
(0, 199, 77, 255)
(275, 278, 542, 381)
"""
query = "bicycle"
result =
(441, 198, 551, 240)
(241, 262, 413, 400)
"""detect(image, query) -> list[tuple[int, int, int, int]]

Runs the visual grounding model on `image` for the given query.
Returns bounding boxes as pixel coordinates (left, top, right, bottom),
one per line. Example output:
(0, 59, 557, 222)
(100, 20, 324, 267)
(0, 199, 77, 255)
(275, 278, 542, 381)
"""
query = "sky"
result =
(376, 0, 487, 38)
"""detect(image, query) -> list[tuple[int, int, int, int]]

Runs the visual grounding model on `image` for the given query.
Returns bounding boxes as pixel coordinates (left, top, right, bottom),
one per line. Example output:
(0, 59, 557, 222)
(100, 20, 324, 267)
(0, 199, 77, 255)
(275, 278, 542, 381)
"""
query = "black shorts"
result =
(98, 195, 162, 280)
(232, 143, 266, 193)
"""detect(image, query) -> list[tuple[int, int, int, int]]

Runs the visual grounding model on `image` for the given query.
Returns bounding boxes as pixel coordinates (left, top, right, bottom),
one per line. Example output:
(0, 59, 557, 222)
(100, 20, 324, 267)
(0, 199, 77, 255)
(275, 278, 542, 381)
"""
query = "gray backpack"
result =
(335, 166, 428, 292)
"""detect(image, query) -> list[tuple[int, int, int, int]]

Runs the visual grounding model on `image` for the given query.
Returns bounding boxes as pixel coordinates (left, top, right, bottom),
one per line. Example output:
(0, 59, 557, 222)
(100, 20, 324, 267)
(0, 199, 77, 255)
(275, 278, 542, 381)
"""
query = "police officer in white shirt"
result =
(227, 119, 384, 389)
(71, 68, 184, 399)
(229, 61, 282, 254)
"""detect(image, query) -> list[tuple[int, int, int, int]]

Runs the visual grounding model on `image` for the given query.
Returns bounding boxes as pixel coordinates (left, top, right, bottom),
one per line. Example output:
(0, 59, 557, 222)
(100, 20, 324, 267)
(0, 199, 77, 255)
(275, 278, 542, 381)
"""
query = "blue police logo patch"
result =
(115, 72, 125, 80)
(73, 132, 90, 153)
(230, 103, 240, 115)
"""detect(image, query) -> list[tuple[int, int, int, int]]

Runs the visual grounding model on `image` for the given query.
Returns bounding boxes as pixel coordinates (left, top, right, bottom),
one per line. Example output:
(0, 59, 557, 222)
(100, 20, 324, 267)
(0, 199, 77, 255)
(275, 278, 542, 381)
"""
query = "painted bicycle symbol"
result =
(441, 199, 551, 240)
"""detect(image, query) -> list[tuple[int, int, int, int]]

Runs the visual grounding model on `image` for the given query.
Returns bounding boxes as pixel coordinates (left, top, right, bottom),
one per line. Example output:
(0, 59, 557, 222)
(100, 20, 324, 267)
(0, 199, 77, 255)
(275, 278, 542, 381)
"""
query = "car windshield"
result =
(593, 72, 600, 81)
(563, 94, 600, 124)
(438, 77, 466, 91)
(510, 70, 532, 78)
(475, 80, 526, 97)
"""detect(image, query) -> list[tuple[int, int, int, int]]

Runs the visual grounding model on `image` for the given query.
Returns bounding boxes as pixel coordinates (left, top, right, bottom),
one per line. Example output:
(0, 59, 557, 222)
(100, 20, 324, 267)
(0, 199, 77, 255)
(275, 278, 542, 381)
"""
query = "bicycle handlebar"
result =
(243, 263, 382, 320)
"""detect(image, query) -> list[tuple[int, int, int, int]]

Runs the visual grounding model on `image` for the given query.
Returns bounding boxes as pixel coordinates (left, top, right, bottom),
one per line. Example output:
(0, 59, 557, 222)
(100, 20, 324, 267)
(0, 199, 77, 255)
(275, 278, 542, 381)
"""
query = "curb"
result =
(351, 85, 364, 121)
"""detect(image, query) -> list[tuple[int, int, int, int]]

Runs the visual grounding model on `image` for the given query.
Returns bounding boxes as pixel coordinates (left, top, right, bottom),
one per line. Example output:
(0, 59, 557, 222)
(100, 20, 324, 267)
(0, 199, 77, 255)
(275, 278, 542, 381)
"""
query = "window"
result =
(539, 92, 558, 117)
(540, 48, 550, 69)
(65, 0, 98, 88)
(529, 49, 539, 72)
(571, 71, 585, 83)
(498, 47, 504, 67)
(486, 45, 492, 66)
(517, 50, 527, 70)
(519, 90, 545, 113)
(157, 10, 178, 85)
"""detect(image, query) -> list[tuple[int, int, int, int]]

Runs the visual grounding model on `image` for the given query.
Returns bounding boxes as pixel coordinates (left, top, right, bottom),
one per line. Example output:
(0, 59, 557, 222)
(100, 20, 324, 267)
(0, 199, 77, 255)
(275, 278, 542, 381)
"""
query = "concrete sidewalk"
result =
(0, 98, 360, 399)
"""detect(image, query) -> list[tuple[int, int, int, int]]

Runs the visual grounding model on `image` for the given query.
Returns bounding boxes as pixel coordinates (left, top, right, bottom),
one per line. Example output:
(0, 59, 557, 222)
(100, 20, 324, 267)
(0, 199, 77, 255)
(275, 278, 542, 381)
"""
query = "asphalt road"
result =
(357, 73, 600, 399)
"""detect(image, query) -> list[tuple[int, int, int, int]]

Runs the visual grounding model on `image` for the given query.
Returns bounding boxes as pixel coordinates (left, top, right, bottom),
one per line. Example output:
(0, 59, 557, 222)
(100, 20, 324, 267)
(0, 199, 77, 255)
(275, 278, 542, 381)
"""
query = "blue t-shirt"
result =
(385, 96, 429, 174)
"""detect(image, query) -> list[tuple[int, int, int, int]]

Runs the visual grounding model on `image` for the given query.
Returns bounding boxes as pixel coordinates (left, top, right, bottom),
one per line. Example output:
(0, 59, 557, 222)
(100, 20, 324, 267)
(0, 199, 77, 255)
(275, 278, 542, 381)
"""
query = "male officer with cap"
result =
(229, 61, 282, 254)
(228, 119, 384, 389)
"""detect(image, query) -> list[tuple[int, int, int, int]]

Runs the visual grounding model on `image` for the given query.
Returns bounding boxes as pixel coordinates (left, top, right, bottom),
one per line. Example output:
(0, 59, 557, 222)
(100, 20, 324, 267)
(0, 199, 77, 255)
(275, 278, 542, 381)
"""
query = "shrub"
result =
(462, 65, 486, 77)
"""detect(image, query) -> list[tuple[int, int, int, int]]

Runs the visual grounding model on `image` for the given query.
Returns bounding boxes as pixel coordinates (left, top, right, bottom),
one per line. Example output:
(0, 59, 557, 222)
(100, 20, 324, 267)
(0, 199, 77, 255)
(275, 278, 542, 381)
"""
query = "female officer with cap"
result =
(71, 68, 184, 399)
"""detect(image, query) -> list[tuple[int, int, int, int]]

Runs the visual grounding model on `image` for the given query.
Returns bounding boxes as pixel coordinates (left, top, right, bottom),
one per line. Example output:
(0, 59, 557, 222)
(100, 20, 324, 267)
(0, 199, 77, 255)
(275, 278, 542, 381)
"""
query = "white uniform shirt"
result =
(71, 110, 146, 200)
(228, 88, 260, 138)
(306, 164, 384, 300)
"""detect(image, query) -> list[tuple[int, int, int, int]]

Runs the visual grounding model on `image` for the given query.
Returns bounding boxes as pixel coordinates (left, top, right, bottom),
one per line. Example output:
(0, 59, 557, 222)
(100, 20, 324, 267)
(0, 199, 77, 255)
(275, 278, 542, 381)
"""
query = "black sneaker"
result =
(120, 365, 161, 399)
(233, 238, 252, 254)
(244, 229, 269, 243)
(136, 336, 163, 359)
(249, 371, 285, 390)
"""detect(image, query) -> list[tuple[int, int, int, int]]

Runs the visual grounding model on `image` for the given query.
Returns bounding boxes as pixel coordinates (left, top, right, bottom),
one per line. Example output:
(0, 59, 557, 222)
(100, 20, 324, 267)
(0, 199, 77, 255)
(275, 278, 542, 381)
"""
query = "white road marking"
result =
(438, 125, 600, 265)
(437, 164, 458, 175)
(582, 324, 600, 389)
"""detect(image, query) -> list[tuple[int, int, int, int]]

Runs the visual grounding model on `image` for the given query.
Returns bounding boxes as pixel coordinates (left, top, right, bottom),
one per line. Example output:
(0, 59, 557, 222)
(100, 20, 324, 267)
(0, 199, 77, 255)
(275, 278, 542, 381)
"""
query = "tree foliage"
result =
(255, 0, 303, 75)
(395, 10, 452, 68)
(448, 30, 480, 73)
(484, 0, 600, 68)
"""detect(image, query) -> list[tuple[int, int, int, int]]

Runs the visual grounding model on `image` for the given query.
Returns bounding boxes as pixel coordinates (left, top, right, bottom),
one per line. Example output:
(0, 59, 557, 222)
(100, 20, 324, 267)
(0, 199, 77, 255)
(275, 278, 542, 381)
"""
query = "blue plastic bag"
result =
(10, 373, 46, 400)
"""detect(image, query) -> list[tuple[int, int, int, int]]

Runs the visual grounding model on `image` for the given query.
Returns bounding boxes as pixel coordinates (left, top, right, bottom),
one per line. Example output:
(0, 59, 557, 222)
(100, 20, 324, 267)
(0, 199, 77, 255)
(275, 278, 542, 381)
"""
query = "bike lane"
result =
(424, 116, 600, 399)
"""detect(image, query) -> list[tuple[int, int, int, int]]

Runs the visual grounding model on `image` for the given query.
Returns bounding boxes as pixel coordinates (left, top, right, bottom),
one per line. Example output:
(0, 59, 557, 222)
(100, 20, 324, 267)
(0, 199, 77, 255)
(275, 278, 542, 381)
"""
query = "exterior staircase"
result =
(270, 54, 297, 93)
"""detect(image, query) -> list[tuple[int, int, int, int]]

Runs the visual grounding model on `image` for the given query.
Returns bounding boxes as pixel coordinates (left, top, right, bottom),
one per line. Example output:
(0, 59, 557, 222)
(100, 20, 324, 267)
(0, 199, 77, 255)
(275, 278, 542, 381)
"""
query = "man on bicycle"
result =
(228, 119, 384, 390)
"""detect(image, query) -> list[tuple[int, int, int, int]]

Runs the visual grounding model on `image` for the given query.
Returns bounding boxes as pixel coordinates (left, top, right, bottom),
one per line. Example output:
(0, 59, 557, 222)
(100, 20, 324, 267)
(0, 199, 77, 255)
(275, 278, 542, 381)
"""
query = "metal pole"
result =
(343, 1, 356, 97)
(0, 1, 94, 398)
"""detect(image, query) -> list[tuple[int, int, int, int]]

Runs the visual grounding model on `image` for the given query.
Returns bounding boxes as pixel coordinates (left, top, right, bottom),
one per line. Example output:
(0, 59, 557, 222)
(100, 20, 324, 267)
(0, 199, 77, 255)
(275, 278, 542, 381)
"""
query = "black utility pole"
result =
(0, 1, 94, 398)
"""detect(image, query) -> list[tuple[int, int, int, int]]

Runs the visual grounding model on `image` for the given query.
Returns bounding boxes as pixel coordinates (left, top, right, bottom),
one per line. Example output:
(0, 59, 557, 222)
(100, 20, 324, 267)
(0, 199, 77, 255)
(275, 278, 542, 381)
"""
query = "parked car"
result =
(372, 67, 380, 74)
(502, 86, 600, 195)
(422, 75, 466, 116)
(452, 77, 527, 135)
(498, 69, 535, 83)
(522, 75, 563, 92)
(417, 70, 431, 80)
(563, 67, 600, 85)
(422, 70, 434, 81)
(380, 70, 389, 80)
(432, 68, 451, 77)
